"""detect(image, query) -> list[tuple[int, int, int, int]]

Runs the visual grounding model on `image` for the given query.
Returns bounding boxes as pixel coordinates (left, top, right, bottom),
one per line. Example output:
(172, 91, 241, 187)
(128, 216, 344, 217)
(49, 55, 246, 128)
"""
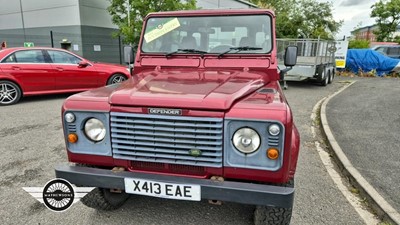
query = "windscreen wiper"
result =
(166, 49, 208, 57)
(218, 46, 263, 58)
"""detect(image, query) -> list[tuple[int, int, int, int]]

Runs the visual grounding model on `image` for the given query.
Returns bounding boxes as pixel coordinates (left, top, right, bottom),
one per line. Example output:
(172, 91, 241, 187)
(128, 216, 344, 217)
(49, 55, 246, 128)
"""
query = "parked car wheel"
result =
(107, 73, 127, 85)
(0, 80, 22, 106)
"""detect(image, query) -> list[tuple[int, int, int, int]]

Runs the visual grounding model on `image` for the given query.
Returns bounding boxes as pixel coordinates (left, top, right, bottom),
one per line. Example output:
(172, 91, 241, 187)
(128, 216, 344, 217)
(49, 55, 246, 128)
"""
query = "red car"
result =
(0, 47, 130, 105)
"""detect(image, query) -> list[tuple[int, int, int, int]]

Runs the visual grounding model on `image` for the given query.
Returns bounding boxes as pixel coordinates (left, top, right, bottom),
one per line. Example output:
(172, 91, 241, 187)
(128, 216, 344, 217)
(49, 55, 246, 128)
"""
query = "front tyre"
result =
(107, 73, 127, 85)
(0, 80, 22, 105)
(81, 188, 130, 210)
(254, 206, 292, 225)
(254, 179, 293, 225)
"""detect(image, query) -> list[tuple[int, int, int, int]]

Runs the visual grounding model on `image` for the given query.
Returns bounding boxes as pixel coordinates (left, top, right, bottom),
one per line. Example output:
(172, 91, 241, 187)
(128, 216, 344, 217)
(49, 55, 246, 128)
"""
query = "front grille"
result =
(110, 112, 223, 167)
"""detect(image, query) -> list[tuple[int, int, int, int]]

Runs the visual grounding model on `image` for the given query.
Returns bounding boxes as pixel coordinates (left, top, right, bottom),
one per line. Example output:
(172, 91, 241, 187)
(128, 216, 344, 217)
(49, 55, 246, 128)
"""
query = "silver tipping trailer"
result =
(277, 38, 336, 89)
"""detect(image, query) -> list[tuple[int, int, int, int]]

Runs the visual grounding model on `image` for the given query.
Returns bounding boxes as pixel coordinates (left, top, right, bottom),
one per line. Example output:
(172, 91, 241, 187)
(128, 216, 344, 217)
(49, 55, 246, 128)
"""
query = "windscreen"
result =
(141, 14, 272, 54)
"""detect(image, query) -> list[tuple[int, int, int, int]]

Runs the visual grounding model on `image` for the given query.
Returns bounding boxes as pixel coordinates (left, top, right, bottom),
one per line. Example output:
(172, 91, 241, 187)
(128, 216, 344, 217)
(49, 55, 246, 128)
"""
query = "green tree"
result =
(348, 39, 370, 49)
(251, 0, 342, 39)
(394, 35, 400, 43)
(371, 0, 400, 42)
(108, 0, 196, 45)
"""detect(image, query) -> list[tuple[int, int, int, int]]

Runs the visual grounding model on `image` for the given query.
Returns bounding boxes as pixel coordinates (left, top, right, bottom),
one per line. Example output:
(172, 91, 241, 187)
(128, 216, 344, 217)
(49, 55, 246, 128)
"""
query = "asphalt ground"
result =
(0, 78, 367, 225)
(326, 77, 400, 215)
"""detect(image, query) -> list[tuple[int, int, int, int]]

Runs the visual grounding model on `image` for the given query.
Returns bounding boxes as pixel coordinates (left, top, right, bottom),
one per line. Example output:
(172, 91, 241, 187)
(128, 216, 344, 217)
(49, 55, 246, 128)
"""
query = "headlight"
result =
(65, 112, 75, 123)
(84, 118, 106, 142)
(232, 127, 261, 154)
(268, 124, 280, 136)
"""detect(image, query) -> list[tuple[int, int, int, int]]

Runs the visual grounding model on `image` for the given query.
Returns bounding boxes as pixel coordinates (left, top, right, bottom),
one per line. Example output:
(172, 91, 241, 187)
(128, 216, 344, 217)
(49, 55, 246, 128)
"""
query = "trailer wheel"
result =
(320, 70, 329, 86)
(327, 70, 332, 84)
(329, 69, 335, 83)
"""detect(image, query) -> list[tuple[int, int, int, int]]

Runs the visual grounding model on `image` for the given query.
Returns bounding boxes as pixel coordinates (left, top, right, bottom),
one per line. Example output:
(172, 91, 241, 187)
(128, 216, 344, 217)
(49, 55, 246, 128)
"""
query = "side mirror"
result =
(124, 46, 136, 64)
(280, 46, 298, 80)
(284, 46, 298, 67)
(78, 61, 89, 68)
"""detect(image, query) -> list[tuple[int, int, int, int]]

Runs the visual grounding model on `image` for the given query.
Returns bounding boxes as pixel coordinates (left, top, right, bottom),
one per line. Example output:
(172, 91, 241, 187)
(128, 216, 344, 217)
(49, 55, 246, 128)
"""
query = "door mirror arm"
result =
(78, 61, 90, 68)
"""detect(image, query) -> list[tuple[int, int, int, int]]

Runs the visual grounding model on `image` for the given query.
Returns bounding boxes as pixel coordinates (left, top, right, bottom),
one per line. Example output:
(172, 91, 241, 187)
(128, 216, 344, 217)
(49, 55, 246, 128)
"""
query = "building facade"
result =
(351, 25, 378, 42)
(0, 0, 122, 63)
(0, 0, 256, 63)
(351, 24, 400, 42)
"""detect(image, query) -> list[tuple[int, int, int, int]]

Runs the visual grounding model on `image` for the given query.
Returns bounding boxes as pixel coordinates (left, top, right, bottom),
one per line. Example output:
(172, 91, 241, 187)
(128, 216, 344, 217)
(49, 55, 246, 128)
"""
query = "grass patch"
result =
(336, 70, 400, 78)
(350, 187, 360, 194)
(378, 222, 393, 225)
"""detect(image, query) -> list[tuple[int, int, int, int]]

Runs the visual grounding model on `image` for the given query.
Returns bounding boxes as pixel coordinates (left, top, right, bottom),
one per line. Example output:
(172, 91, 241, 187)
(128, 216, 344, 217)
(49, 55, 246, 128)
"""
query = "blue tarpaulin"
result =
(345, 49, 400, 76)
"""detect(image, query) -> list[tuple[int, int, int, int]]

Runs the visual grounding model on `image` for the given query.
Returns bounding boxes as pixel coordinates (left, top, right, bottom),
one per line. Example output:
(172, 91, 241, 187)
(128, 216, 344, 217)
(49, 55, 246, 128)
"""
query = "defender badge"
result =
(148, 108, 182, 115)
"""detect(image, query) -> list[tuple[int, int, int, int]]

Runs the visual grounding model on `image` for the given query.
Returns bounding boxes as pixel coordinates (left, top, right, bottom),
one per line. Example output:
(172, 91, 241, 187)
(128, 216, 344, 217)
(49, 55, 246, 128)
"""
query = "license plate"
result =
(124, 178, 201, 201)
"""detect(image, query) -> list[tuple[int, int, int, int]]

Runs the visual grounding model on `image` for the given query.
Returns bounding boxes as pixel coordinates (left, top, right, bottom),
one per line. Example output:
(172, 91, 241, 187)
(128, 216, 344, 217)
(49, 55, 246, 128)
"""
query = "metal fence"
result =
(276, 38, 336, 65)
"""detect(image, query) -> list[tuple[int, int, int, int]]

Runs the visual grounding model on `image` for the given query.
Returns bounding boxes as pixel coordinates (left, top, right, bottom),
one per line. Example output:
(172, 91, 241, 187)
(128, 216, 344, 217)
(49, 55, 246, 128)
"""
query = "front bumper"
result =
(55, 165, 294, 208)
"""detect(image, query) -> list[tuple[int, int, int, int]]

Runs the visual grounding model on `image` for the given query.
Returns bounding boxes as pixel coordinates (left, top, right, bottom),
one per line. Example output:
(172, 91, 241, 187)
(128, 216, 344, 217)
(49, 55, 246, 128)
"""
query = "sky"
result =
(318, 0, 379, 39)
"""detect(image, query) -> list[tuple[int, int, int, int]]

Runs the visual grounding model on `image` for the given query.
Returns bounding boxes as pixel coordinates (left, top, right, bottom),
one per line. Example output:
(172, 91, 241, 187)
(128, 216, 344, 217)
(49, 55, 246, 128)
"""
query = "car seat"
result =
(239, 37, 251, 47)
(180, 36, 197, 49)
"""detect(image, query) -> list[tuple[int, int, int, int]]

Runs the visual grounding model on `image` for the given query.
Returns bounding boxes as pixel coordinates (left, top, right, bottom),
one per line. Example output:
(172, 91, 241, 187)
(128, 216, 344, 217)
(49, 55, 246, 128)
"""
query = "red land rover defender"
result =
(55, 9, 300, 225)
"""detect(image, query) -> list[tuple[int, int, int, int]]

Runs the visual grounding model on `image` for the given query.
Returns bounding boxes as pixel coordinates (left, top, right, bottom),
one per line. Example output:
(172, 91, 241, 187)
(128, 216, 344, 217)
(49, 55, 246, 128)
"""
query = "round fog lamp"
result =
(232, 127, 261, 154)
(65, 112, 75, 123)
(268, 124, 280, 136)
(84, 118, 106, 142)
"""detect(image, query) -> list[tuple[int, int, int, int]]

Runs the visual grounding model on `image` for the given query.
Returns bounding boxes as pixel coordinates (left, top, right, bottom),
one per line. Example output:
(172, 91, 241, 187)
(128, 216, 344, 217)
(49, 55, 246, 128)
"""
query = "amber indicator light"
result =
(267, 148, 279, 160)
(68, 133, 78, 143)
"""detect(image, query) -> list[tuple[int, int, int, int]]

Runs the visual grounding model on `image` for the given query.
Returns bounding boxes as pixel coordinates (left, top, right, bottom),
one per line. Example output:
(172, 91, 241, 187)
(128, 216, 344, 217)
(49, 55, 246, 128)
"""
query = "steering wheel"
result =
(209, 44, 234, 53)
